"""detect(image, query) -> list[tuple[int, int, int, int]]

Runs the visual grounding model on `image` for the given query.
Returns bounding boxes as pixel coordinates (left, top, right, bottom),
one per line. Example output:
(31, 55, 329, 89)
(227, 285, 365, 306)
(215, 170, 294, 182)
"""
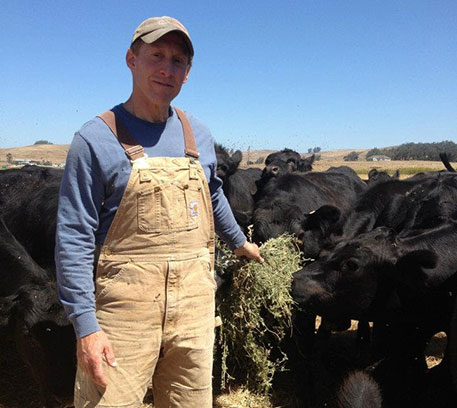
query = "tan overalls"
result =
(74, 108, 216, 408)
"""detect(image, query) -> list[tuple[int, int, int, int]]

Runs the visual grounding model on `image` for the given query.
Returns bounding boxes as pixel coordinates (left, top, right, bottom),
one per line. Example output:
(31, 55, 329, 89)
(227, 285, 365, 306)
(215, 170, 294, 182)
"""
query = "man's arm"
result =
(55, 132, 117, 385)
(55, 133, 103, 338)
(206, 143, 263, 262)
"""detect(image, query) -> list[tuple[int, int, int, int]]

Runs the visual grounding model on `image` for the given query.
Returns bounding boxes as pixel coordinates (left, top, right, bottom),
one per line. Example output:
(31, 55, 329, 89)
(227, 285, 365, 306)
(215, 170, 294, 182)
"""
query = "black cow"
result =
(299, 167, 367, 259)
(338, 174, 442, 241)
(263, 148, 315, 177)
(0, 217, 75, 408)
(254, 149, 315, 200)
(0, 166, 62, 270)
(366, 168, 400, 186)
(292, 223, 457, 406)
(214, 144, 261, 229)
(214, 143, 243, 181)
(0, 165, 62, 208)
(401, 172, 457, 233)
(302, 172, 452, 258)
(252, 169, 366, 248)
(2, 179, 61, 269)
(0, 217, 50, 297)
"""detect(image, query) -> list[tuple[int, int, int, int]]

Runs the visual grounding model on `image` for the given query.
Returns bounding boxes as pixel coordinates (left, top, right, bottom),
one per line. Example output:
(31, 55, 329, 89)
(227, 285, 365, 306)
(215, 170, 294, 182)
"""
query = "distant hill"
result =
(0, 145, 371, 167)
(0, 144, 454, 177)
(240, 148, 370, 166)
(0, 144, 69, 166)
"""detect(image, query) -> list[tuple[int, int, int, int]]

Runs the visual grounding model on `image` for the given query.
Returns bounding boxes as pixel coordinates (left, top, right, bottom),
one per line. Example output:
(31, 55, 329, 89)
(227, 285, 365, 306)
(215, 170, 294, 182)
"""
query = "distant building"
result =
(367, 155, 391, 162)
(12, 158, 32, 166)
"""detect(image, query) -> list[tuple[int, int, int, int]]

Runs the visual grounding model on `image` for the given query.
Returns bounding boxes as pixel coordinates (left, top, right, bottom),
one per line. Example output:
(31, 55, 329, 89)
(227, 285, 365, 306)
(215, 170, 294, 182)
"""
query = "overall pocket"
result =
(137, 182, 201, 233)
(95, 260, 130, 301)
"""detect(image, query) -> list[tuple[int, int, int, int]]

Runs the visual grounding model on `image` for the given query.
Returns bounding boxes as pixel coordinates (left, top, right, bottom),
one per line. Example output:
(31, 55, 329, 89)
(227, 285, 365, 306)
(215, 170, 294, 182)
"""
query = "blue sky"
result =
(1, 0, 456, 152)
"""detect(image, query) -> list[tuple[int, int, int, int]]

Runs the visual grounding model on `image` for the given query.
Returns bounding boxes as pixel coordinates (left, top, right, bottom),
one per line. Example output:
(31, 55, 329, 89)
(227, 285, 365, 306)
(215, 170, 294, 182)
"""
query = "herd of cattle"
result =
(0, 147, 457, 407)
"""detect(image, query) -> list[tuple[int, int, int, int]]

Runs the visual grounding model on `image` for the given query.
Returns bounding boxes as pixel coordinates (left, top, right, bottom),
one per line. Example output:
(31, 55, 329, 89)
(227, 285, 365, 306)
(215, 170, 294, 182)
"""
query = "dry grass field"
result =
(1, 145, 454, 179)
(240, 148, 455, 179)
(0, 145, 69, 167)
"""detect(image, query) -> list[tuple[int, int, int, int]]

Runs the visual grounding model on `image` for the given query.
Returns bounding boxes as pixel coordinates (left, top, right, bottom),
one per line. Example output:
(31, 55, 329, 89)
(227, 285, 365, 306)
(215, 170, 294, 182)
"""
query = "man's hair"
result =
(130, 36, 192, 66)
(130, 38, 145, 56)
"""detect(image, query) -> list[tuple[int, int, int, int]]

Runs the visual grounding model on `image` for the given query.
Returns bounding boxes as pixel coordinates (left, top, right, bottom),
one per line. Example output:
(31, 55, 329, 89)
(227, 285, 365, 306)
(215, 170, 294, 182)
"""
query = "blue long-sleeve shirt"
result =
(55, 105, 246, 339)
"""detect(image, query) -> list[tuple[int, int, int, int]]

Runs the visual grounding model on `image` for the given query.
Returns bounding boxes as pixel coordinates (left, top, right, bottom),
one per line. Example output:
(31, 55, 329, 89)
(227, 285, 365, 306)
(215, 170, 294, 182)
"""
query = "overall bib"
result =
(74, 108, 216, 408)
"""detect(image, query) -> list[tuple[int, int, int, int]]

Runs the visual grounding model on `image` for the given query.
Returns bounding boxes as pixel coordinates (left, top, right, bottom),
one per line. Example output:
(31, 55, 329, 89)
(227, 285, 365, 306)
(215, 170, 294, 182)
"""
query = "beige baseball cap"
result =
(131, 16, 194, 57)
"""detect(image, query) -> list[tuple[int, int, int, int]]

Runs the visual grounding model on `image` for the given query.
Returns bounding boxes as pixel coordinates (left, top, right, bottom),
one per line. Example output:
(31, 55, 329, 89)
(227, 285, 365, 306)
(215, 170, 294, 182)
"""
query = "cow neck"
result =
(97, 107, 199, 161)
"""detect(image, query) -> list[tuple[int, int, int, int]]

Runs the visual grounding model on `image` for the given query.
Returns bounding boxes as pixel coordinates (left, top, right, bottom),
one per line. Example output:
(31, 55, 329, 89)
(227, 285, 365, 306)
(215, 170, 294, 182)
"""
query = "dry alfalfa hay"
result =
(215, 234, 301, 396)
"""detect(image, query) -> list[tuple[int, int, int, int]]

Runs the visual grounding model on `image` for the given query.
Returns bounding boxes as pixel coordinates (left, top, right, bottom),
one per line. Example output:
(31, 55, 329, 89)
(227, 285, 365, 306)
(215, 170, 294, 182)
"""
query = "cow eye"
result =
(341, 259, 359, 273)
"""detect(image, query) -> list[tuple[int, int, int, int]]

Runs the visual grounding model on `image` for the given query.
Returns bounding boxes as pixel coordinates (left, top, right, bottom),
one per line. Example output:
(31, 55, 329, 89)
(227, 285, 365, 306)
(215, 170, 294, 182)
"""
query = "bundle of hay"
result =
(215, 234, 301, 395)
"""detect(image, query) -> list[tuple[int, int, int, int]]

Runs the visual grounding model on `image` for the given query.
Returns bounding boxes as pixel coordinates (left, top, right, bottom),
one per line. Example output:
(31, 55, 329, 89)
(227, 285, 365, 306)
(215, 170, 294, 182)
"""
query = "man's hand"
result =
(234, 241, 264, 263)
(77, 330, 117, 387)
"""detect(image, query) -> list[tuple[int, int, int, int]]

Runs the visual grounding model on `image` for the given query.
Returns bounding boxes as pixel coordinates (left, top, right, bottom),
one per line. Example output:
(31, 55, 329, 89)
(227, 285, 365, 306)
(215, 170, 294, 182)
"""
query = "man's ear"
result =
(126, 48, 136, 70)
(183, 66, 191, 83)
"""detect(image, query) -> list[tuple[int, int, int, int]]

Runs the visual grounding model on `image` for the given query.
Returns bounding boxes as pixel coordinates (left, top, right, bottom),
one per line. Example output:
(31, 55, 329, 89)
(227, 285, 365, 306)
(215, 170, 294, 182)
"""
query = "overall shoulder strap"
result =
(97, 110, 145, 161)
(174, 107, 199, 159)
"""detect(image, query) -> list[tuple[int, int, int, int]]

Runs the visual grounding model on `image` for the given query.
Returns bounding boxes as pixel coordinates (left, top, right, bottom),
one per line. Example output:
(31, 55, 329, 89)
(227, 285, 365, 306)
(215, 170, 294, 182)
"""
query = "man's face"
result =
(127, 31, 191, 108)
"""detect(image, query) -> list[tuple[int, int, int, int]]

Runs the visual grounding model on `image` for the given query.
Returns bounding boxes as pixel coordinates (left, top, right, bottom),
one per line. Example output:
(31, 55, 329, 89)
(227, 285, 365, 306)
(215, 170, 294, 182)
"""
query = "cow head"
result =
(262, 148, 302, 179)
(0, 217, 75, 407)
(366, 168, 401, 187)
(300, 205, 342, 259)
(214, 143, 242, 180)
(11, 280, 76, 408)
(292, 227, 399, 321)
(252, 203, 305, 244)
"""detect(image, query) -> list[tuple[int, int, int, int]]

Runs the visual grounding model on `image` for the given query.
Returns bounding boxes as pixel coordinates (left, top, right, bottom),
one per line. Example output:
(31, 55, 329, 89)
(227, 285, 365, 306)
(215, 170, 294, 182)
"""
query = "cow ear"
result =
(304, 205, 341, 227)
(303, 205, 341, 232)
(230, 150, 242, 167)
(395, 249, 438, 288)
(368, 168, 378, 179)
(287, 161, 297, 172)
(303, 154, 315, 166)
(0, 294, 16, 328)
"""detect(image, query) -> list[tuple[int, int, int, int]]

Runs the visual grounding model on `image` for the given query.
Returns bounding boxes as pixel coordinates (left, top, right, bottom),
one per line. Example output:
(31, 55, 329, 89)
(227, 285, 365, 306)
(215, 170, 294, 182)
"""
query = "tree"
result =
(343, 151, 359, 161)
(6, 153, 13, 163)
(313, 146, 321, 153)
(366, 141, 457, 161)
(34, 140, 53, 145)
(255, 156, 265, 164)
(308, 148, 313, 154)
(366, 147, 383, 159)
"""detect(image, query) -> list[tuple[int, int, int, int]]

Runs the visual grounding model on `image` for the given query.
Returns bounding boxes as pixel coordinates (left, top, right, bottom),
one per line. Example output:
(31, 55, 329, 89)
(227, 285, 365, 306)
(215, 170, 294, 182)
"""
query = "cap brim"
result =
(139, 28, 194, 56)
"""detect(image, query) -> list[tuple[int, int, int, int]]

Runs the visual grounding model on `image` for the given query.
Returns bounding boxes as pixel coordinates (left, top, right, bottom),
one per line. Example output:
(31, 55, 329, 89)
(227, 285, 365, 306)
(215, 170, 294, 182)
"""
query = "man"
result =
(55, 16, 263, 408)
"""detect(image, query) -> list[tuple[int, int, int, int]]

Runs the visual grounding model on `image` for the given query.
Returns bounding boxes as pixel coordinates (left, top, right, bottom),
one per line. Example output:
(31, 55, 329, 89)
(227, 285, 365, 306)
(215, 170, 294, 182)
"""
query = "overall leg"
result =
(153, 255, 216, 408)
(75, 261, 166, 408)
